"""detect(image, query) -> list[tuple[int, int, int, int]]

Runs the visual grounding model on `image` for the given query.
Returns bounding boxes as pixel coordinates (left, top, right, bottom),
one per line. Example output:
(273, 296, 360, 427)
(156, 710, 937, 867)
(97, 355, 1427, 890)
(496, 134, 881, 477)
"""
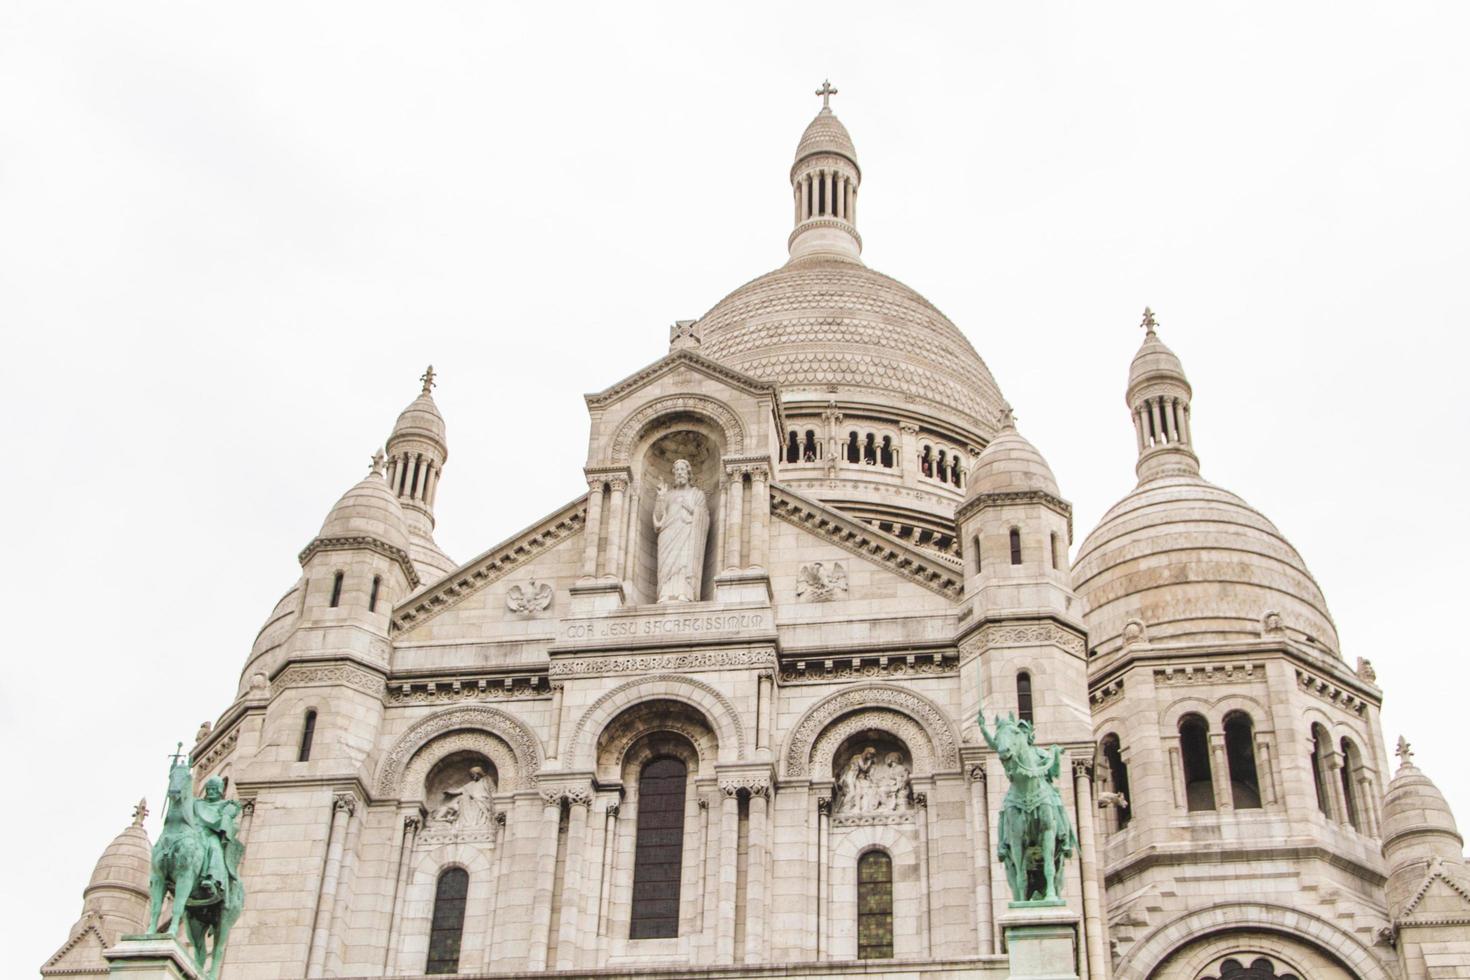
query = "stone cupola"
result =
(40, 799, 152, 976)
(385, 365, 456, 583)
(1128, 307, 1199, 483)
(788, 80, 862, 263)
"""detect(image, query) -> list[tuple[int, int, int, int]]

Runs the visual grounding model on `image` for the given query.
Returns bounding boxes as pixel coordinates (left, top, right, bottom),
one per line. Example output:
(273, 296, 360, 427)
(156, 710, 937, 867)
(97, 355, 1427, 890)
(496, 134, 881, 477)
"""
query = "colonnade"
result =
(793, 166, 857, 224)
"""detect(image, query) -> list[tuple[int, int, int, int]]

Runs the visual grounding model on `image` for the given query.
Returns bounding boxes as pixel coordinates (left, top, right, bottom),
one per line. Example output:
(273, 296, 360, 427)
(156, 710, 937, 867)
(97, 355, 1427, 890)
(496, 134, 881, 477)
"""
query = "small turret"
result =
(385, 366, 456, 582)
(1128, 308, 1199, 483)
(41, 800, 153, 977)
(788, 80, 862, 263)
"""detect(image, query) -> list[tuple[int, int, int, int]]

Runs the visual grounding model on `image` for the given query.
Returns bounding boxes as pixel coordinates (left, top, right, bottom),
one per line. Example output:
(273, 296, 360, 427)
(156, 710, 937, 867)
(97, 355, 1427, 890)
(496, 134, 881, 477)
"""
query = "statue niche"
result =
(832, 733, 912, 822)
(632, 428, 720, 604)
(424, 752, 498, 838)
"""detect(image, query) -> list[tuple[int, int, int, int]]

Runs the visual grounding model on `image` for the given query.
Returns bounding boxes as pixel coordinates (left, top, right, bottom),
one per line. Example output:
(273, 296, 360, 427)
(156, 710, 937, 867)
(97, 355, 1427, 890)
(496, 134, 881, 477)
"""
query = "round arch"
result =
(376, 706, 544, 798)
(783, 683, 960, 779)
(565, 674, 746, 769)
(609, 394, 746, 464)
(1117, 902, 1394, 980)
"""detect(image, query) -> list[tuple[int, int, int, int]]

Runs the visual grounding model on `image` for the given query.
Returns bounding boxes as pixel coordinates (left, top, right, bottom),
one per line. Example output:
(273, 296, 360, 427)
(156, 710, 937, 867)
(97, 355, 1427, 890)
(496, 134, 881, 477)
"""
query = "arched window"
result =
(297, 709, 317, 762)
(864, 432, 878, 465)
(846, 431, 860, 463)
(1340, 737, 1362, 830)
(1223, 712, 1262, 809)
(786, 431, 800, 464)
(1179, 714, 1215, 811)
(920, 445, 933, 477)
(1049, 532, 1061, 569)
(803, 430, 819, 462)
(1009, 528, 1023, 565)
(369, 575, 382, 612)
(1309, 724, 1331, 817)
(329, 570, 344, 608)
(856, 849, 894, 960)
(1016, 671, 1034, 725)
(1101, 734, 1131, 830)
(970, 535, 982, 575)
(630, 757, 688, 939)
(425, 866, 469, 974)
(880, 435, 894, 468)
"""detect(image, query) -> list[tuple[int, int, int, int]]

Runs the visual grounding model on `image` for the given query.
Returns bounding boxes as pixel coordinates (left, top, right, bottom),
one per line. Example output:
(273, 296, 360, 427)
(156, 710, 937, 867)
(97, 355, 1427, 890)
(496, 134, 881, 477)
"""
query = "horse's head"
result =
(982, 713, 1035, 766)
(166, 759, 193, 803)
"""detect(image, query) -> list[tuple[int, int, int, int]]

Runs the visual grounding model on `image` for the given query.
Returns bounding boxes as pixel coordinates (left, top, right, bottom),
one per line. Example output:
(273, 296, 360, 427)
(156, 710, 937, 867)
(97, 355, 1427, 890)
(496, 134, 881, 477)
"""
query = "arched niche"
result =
(629, 425, 726, 604)
(830, 730, 914, 817)
(784, 685, 959, 779)
(595, 699, 719, 783)
(376, 706, 543, 800)
(566, 674, 745, 770)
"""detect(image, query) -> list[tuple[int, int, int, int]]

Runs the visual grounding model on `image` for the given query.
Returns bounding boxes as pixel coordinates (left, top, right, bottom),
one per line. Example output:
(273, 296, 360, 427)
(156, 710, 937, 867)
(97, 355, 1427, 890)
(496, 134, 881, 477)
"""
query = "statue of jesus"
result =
(653, 458, 709, 603)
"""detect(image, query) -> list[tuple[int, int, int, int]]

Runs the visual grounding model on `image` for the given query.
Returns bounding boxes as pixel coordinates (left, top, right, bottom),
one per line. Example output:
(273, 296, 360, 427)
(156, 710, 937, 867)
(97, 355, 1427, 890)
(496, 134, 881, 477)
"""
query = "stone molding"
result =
(586, 348, 776, 410)
(376, 705, 545, 798)
(770, 485, 963, 599)
(272, 661, 385, 700)
(1115, 902, 1395, 980)
(192, 725, 240, 775)
(1296, 667, 1370, 716)
(786, 217, 863, 252)
(387, 673, 550, 705)
(962, 620, 1086, 658)
(391, 496, 585, 633)
(1155, 662, 1263, 686)
(783, 683, 960, 778)
(400, 728, 527, 799)
(955, 488, 1073, 539)
(1400, 856, 1470, 917)
(779, 652, 955, 684)
(1090, 678, 1125, 709)
(298, 535, 421, 589)
(720, 774, 771, 798)
(809, 707, 938, 780)
(608, 393, 748, 463)
(550, 647, 777, 678)
(564, 673, 748, 769)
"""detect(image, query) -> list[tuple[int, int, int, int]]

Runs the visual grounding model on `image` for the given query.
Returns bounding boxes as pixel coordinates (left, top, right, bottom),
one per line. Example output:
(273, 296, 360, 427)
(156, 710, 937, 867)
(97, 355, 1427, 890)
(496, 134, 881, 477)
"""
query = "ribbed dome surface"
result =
(696, 258, 1004, 434)
(1074, 474, 1338, 654)
(1382, 762, 1462, 851)
(966, 424, 1060, 499)
(317, 472, 410, 554)
(795, 108, 858, 167)
(1129, 329, 1188, 393)
(86, 824, 150, 899)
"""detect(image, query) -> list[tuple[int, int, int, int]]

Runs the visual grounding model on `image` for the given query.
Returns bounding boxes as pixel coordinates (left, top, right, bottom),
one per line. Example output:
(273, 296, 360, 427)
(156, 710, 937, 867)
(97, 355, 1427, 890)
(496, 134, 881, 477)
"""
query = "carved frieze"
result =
(551, 648, 777, 678)
(968, 622, 1086, 657)
(1295, 668, 1369, 716)
(1154, 663, 1262, 686)
(387, 675, 549, 705)
(779, 653, 954, 683)
(272, 662, 384, 700)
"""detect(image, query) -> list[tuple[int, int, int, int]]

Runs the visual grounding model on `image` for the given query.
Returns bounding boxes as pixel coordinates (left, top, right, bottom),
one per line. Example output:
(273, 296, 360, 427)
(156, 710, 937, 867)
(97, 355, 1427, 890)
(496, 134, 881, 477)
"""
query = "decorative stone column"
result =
(715, 783, 740, 962)
(724, 465, 745, 571)
(914, 791, 932, 956)
(755, 672, 773, 753)
(527, 789, 563, 969)
(747, 464, 769, 570)
(306, 792, 356, 978)
(743, 781, 771, 964)
(967, 764, 994, 954)
(1072, 759, 1107, 980)
(604, 477, 629, 583)
(1324, 749, 1349, 825)
(547, 683, 565, 762)
(580, 479, 604, 578)
(1255, 734, 1280, 806)
(1208, 732, 1234, 812)
(384, 813, 421, 975)
(555, 788, 593, 969)
(816, 796, 831, 960)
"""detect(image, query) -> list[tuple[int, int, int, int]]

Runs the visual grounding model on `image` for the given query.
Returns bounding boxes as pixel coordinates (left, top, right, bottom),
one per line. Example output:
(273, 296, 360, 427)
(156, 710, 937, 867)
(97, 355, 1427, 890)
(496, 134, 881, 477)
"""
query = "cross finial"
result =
(370, 448, 386, 476)
(168, 741, 187, 767)
(132, 797, 149, 827)
(1140, 307, 1158, 335)
(419, 365, 436, 394)
(815, 79, 838, 110)
(1396, 735, 1415, 768)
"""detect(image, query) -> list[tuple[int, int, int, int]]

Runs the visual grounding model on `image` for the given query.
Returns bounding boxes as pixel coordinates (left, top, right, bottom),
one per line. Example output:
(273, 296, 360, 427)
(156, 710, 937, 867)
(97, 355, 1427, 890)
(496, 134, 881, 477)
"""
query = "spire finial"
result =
(996, 402, 1017, 431)
(132, 797, 149, 827)
(370, 448, 386, 476)
(1140, 307, 1158, 336)
(815, 79, 838, 110)
(1396, 735, 1415, 768)
(419, 365, 436, 395)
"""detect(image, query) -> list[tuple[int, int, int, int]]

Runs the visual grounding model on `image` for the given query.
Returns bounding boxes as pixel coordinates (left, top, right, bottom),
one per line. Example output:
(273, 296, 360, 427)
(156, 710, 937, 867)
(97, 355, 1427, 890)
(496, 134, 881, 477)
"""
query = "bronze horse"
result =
(980, 713, 1077, 903)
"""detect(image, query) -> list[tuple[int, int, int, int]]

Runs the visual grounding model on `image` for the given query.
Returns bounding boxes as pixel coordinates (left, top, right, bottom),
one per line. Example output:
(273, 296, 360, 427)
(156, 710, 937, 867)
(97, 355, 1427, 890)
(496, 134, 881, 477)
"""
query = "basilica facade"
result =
(45, 93, 1470, 980)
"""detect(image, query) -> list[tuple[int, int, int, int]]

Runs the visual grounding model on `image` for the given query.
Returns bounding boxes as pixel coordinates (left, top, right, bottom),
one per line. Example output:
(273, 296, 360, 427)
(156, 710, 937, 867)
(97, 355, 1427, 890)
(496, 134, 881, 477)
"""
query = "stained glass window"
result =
(857, 850, 894, 959)
(629, 757, 687, 939)
(425, 867, 468, 974)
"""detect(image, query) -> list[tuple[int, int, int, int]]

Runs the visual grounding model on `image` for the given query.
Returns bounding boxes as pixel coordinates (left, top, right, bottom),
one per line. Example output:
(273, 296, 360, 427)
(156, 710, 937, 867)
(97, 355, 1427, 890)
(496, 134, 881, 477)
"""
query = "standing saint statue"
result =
(653, 458, 709, 603)
(431, 766, 495, 830)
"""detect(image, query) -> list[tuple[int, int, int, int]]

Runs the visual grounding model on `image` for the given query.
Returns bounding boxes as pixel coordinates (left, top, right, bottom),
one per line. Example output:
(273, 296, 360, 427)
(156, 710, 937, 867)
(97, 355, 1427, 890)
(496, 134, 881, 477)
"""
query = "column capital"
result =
(817, 796, 832, 815)
(1072, 759, 1095, 781)
(719, 775, 771, 798)
(403, 814, 421, 833)
(240, 797, 257, 815)
(333, 792, 358, 816)
(967, 764, 987, 784)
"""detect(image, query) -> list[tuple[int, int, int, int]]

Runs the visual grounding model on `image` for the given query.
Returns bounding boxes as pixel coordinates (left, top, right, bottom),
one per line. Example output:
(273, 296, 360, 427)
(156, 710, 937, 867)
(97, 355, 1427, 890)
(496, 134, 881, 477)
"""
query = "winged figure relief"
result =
(796, 561, 847, 602)
(506, 579, 554, 614)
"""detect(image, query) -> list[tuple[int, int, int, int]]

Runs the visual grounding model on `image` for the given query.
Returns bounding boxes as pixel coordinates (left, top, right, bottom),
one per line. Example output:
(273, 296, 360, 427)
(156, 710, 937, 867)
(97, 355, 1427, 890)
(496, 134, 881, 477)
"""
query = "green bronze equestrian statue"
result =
(979, 713, 1078, 904)
(147, 744, 245, 980)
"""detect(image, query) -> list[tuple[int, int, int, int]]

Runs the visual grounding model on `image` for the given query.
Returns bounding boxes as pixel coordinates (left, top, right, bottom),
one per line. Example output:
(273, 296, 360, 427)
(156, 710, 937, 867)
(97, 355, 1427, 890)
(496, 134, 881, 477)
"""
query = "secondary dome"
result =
(316, 465, 410, 555)
(795, 107, 858, 169)
(696, 258, 1004, 434)
(965, 408, 1060, 499)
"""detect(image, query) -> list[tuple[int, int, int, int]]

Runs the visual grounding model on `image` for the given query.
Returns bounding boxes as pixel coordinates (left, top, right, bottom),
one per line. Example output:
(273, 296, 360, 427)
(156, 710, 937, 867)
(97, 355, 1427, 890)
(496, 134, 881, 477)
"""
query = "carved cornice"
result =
(962, 621, 1086, 658)
(1296, 667, 1370, 716)
(786, 218, 863, 252)
(273, 661, 385, 700)
(770, 485, 963, 599)
(299, 535, 421, 589)
(586, 348, 776, 409)
(781, 651, 956, 683)
(956, 489, 1073, 540)
(387, 673, 550, 704)
(192, 725, 240, 774)
(1155, 662, 1263, 686)
(1090, 679, 1125, 710)
(551, 648, 777, 678)
(391, 496, 585, 633)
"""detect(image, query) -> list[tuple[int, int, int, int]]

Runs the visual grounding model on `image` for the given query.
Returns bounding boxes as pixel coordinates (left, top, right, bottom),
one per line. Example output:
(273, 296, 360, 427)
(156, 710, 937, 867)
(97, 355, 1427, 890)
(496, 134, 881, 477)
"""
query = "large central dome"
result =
(696, 257, 1004, 433)
(690, 95, 1006, 555)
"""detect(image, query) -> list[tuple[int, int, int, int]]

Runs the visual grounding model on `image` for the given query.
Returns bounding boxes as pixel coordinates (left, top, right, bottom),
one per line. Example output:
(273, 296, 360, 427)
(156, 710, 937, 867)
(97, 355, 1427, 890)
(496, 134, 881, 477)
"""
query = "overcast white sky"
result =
(3, 3, 1467, 973)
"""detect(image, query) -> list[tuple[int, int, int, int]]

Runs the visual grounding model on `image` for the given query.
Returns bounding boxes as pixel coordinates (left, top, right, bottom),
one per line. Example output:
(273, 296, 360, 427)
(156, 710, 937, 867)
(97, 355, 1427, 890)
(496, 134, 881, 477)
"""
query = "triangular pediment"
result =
(1402, 857, 1470, 917)
(585, 348, 777, 409)
(391, 495, 585, 635)
(770, 484, 963, 601)
(42, 921, 109, 976)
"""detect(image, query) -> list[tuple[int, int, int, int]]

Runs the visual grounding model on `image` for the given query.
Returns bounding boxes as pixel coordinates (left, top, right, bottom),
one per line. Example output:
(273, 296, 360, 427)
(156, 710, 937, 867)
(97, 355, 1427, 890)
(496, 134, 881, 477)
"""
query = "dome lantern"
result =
(788, 81, 862, 263)
(1128, 308, 1199, 483)
(385, 365, 456, 582)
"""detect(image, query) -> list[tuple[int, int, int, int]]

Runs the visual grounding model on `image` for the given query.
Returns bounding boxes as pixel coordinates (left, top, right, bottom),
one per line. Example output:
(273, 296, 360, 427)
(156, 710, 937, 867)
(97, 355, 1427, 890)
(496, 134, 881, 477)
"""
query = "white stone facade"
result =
(47, 96, 1470, 980)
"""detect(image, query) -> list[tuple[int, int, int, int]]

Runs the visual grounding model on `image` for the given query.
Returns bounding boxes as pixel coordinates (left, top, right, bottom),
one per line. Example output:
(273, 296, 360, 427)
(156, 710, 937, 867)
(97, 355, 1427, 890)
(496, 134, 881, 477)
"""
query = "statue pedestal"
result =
(712, 568, 771, 604)
(999, 903, 1079, 980)
(104, 934, 200, 979)
(568, 579, 624, 615)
